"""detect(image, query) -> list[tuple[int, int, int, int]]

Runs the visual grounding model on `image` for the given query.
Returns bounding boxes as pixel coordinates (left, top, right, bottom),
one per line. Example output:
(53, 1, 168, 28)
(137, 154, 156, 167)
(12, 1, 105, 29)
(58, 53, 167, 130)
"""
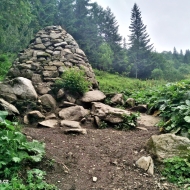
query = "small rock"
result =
(92, 177, 97, 182)
(38, 119, 58, 128)
(136, 156, 154, 175)
(60, 120, 81, 128)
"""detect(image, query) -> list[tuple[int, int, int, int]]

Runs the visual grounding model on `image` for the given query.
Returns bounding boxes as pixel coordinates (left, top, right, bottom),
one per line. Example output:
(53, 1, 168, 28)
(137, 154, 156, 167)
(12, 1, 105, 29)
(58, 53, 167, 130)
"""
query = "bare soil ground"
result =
(23, 114, 179, 190)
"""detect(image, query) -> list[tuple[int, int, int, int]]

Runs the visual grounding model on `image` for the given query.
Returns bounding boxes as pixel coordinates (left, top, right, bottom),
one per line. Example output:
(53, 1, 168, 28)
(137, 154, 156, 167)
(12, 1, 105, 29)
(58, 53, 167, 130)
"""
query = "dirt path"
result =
(23, 114, 179, 190)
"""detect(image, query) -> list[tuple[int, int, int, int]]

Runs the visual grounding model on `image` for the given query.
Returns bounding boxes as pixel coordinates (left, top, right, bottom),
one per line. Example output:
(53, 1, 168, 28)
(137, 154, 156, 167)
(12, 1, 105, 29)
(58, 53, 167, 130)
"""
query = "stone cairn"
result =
(8, 25, 98, 92)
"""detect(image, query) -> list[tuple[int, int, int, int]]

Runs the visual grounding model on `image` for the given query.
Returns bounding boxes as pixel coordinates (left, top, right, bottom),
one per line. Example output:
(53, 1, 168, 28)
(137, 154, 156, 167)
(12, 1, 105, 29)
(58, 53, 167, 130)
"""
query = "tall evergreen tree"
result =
(128, 3, 153, 78)
(0, 0, 33, 53)
(55, 0, 76, 33)
(72, 0, 101, 65)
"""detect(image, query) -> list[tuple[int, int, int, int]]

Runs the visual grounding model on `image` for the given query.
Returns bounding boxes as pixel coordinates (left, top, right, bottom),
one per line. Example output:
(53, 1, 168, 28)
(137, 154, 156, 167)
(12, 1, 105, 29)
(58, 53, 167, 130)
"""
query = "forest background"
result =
(1, 0, 190, 81)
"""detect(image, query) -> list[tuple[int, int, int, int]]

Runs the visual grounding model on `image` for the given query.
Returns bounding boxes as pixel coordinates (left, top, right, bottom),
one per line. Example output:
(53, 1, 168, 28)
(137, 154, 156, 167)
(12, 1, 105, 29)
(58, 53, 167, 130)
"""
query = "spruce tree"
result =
(128, 3, 153, 78)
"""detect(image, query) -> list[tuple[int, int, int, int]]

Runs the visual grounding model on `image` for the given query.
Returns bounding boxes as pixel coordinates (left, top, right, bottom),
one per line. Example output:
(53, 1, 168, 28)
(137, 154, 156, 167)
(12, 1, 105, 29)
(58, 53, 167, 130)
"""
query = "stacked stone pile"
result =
(7, 25, 98, 94)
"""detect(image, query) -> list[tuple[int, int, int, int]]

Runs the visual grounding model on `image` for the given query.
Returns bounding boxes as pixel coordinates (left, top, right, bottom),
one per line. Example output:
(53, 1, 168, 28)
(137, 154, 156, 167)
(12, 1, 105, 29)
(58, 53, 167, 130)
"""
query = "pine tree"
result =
(0, 0, 33, 53)
(128, 3, 153, 78)
(55, 0, 76, 33)
(71, 0, 102, 65)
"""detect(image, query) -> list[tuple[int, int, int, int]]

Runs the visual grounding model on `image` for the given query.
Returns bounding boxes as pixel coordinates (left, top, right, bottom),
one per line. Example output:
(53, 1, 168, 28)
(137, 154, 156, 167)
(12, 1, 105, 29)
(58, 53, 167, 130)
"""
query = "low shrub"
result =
(162, 156, 190, 186)
(55, 68, 90, 95)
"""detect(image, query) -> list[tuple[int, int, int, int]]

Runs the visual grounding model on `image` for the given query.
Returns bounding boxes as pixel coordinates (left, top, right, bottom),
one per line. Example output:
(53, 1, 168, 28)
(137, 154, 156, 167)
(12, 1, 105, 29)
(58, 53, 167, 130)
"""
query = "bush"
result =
(55, 68, 90, 95)
(162, 157, 190, 186)
(151, 68, 163, 80)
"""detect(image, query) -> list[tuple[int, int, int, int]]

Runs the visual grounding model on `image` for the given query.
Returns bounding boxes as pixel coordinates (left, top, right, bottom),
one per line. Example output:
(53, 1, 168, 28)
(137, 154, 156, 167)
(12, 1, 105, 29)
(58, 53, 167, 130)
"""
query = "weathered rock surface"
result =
(12, 77, 38, 100)
(59, 106, 89, 121)
(91, 102, 131, 124)
(81, 90, 106, 103)
(0, 83, 17, 103)
(136, 156, 154, 175)
(38, 119, 58, 128)
(61, 120, 82, 128)
(0, 98, 20, 115)
(39, 94, 56, 111)
(126, 98, 135, 107)
(146, 133, 190, 161)
(110, 93, 124, 105)
(27, 110, 45, 123)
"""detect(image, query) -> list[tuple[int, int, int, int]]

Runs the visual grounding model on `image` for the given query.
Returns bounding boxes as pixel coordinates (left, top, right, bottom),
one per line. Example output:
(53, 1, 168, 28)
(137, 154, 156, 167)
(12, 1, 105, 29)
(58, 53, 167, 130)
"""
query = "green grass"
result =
(94, 69, 166, 93)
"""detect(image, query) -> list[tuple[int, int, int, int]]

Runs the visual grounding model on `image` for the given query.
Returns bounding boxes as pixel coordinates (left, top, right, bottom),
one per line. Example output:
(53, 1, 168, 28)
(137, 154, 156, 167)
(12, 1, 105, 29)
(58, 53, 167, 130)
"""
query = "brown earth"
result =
(23, 114, 179, 190)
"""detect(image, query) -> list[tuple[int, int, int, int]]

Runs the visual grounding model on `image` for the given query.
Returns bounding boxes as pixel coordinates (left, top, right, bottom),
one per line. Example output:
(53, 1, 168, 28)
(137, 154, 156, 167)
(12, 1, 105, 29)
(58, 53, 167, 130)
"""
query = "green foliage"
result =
(0, 0, 33, 53)
(94, 69, 165, 94)
(128, 3, 153, 79)
(99, 121, 108, 129)
(97, 42, 114, 71)
(0, 169, 57, 190)
(127, 80, 190, 138)
(151, 68, 163, 80)
(0, 54, 12, 81)
(0, 111, 57, 189)
(55, 68, 90, 96)
(162, 157, 190, 186)
(114, 113, 139, 130)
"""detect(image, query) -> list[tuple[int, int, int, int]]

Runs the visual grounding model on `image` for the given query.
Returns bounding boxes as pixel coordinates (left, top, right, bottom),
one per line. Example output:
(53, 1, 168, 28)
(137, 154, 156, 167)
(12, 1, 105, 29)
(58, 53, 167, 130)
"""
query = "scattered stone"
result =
(92, 177, 98, 182)
(110, 93, 124, 105)
(27, 110, 45, 123)
(59, 106, 89, 121)
(126, 98, 135, 107)
(136, 156, 154, 175)
(57, 89, 65, 99)
(60, 120, 81, 128)
(91, 102, 131, 124)
(45, 113, 57, 120)
(59, 101, 76, 108)
(39, 94, 57, 111)
(81, 90, 106, 103)
(38, 119, 58, 128)
(0, 98, 20, 115)
(136, 127, 148, 131)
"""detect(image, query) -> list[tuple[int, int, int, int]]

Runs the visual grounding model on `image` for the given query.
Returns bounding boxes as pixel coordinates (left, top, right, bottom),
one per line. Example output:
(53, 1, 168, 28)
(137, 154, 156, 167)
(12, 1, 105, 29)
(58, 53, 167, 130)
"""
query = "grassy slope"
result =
(94, 69, 166, 94)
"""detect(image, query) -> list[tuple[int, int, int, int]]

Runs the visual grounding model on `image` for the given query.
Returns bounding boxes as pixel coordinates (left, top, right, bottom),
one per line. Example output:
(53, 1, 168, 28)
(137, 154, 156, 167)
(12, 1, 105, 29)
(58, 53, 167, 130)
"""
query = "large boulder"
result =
(59, 106, 89, 121)
(91, 102, 131, 124)
(146, 134, 190, 161)
(81, 90, 106, 103)
(12, 77, 38, 100)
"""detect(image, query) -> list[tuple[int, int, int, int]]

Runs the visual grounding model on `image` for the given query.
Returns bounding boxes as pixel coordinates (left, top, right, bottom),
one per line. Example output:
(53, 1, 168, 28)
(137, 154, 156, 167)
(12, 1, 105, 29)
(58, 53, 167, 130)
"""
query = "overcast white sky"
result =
(91, 0, 190, 53)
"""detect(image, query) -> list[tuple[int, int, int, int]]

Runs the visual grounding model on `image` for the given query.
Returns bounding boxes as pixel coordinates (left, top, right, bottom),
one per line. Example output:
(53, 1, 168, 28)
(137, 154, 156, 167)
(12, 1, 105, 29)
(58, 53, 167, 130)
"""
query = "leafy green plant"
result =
(162, 157, 190, 186)
(126, 80, 190, 138)
(55, 67, 90, 95)
(0, 169, 57, 190)
(0, 111, 57, 189)
(99, 121, 108, 129)
(114, 113, 139, 130)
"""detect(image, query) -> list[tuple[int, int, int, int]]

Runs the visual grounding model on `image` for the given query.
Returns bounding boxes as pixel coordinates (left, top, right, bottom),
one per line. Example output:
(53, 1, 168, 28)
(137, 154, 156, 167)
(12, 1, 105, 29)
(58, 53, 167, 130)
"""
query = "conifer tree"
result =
(128, 3, 153, 78)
